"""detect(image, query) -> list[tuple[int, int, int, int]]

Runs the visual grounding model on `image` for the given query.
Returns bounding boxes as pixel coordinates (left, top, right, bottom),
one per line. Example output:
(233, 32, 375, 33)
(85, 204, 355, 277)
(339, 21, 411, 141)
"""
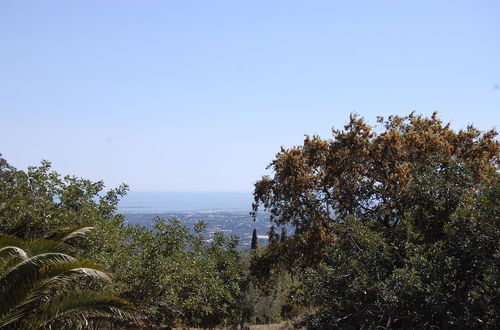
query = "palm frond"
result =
(59, 226, 95, 243)
(0, 254, 74, 317)
(39, 226, 95, 255)
(0, 234, 26, 250)
(1, 259, 106, 311)
(37, 293, 140, 328)
(0, 228, 139, 329)
(26, 239, 72, 255)
(0, 266, 112, 328)
(0, 253, 76, 289)
(0, 246, 28, 262)
(42, 226, 94, 243)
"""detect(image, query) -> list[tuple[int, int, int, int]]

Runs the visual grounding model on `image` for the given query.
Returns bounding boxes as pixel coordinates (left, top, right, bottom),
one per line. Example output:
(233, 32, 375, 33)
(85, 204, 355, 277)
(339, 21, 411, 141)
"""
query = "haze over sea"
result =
(118, 191, 254, 213)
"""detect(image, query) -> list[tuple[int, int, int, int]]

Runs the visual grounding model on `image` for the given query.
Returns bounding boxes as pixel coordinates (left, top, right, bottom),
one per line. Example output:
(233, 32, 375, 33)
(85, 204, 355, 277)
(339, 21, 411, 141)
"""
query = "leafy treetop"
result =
(252, 112, 499, 271)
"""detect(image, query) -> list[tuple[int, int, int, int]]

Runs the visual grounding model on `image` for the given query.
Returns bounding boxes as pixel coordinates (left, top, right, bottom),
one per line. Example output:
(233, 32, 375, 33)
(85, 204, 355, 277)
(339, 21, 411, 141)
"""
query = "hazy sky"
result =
(1, 0, 499, 192)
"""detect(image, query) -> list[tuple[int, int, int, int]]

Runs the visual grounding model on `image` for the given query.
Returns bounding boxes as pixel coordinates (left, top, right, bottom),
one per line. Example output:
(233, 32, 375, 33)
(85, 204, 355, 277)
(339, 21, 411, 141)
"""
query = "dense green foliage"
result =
(0, 157, 127, 241)
(298, 177, 499, 328)
(0, 156, 255, 328)
(89, 218, 248, 328)
(2, 112, 498, 329)
(252, 113, 500, 329)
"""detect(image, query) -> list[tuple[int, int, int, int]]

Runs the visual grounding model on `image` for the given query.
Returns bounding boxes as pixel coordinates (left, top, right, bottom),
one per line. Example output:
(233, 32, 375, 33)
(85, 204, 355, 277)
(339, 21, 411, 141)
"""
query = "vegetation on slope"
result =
(1, 112, 498, 329)
(251, 113, 499, 328)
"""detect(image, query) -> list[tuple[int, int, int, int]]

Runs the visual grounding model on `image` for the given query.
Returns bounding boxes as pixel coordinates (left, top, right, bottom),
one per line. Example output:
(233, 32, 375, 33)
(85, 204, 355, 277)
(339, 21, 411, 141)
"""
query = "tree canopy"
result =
(0, 156, 128, 241)
(1, 111, 498, 329)
(0, 156, 251, 328)
(252, 113, 498, 268)
(251, 113, 500, 328)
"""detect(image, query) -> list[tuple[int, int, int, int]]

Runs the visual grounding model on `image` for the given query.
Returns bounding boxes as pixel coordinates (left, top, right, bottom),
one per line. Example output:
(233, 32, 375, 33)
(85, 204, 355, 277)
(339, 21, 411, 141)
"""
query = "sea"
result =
(118, 191, 254, 213)
(117, 191, 272, 247)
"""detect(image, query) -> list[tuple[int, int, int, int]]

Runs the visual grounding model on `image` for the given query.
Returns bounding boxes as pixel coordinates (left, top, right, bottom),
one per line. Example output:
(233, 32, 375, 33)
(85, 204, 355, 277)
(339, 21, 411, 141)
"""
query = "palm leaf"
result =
(0, 253, 76, 317)
(59, 226, 95, 243)
(0, 235, 26, 250)
(0, 253, 76, 289)
(0, 247, 28, 262)
(26, 239, 72, 255)
(42, 226, 94, 243)
(37, 293, 140, 328)
(0, 265, 112, 328)
(0, 228, 139, 329)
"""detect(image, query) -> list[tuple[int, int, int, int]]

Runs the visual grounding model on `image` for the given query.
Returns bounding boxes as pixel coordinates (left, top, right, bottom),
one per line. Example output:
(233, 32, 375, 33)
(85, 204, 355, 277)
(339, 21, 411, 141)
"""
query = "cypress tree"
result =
(280, 227, 287, 243)
(251, 228, 258, 249)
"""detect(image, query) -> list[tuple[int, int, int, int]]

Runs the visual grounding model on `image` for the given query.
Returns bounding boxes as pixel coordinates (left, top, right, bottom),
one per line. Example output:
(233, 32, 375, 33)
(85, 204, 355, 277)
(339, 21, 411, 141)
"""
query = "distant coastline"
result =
(118, 192, 268, 247)
(118, 191, 254, 213)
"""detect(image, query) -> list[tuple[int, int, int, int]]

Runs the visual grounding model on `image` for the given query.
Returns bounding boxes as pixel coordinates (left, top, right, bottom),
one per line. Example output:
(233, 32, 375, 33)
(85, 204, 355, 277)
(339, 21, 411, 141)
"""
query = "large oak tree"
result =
(251, 113, 499, 328)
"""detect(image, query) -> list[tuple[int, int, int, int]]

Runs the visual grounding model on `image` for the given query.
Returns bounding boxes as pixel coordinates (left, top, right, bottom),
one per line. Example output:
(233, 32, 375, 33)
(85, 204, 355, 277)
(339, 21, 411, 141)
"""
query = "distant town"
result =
(123, 210, 274, 248)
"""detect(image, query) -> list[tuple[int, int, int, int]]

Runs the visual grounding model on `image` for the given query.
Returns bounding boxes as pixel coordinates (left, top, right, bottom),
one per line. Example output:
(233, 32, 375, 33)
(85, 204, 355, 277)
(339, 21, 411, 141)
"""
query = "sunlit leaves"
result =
(251, 113, 499, 328)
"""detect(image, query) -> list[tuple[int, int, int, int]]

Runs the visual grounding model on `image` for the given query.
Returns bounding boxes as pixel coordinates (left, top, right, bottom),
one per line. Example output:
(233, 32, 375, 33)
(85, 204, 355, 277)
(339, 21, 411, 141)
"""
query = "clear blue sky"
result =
(1, 0, 499, 192)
